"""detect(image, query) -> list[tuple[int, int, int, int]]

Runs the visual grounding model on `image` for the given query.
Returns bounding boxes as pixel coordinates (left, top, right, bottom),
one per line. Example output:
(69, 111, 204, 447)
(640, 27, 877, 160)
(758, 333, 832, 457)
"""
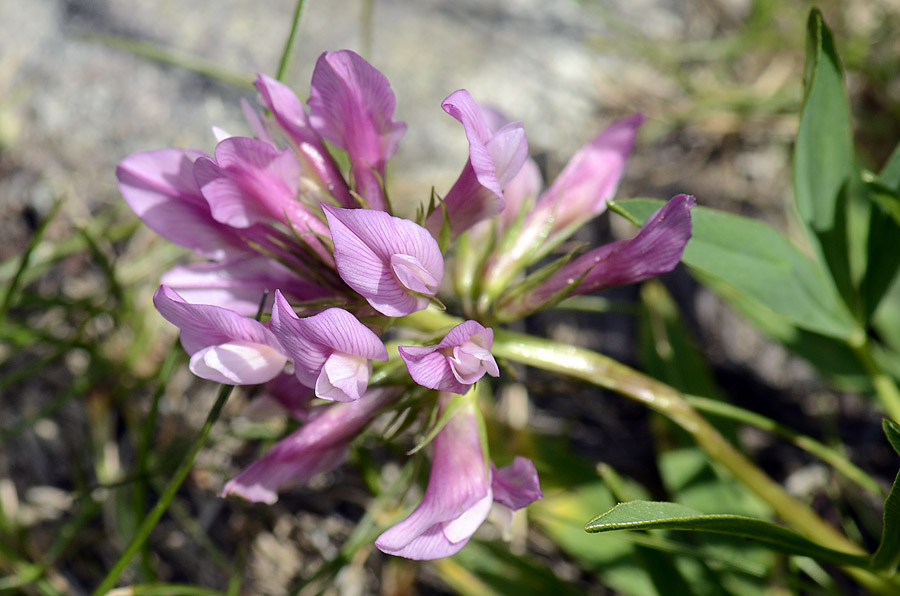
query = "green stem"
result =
(853, 338, 900, 422)
(92, 383, 234, 596)
(686, 395, 884, 497)
(133, 342, 180, 580)
(399, 308, 899, 594)
(276, 0, 306, 81)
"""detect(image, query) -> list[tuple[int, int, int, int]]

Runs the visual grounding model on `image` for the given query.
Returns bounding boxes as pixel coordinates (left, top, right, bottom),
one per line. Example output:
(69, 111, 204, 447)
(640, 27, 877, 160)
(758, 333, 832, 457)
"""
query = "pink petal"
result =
(116, 149, 246, 259)
(511, 194, 695, 316)
(537, 113, 644, 238)
(308, 51, 407, 210)
(190, 341, 287, 385)
(224, 387, 397, 504)
(375, 399, 490, 560)
(196, 137, 313, 230)
(254, 74, 353, 206)
(426, 90, 528, 237)
(400, 321, 498, 394)
(153, 285, 284, 356)
(398, 346, 460, 393)
(491, 457, 543, 510)
(315, 352, 372, 402)
(323, 205, 443, 317)
(498, 157, 543, 229)
(269, 292, 387, 400)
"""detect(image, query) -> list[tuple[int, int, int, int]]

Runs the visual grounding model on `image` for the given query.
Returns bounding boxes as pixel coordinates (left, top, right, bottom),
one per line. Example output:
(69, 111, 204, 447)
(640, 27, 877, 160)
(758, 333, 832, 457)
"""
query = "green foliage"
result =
(585, 501, 871, 568)
(873, 420, 900, 572)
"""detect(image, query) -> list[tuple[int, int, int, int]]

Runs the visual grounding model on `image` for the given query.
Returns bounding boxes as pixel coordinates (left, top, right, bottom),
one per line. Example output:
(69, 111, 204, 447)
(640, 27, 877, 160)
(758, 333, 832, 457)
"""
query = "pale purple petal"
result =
(269, 291, 387, 400)
(491, 457, 543, 511)
(315, 352, 372, 402)
(510, 195, 694, 316)
(153, 285, 286, 384)
(240, 97, 274, 146)
(308, 51, 406, 210)
(498, 157, 543, 229)
(375, 400, 490, 560)
(571, 193, 695, 293)
(254, 74, 353, 206)
(323, 205, 443, 317)
(153, 285, 284, 355)
(224, 388, 397, 504)
(196, 136, 313, 230)
(400, 321, 497, 395)
(160, 256, 329, 316)
(190, 341, 287, 385)
(398, 346, 460, 393)
(536, 113, 644, 238)
(425, 90, 528, 238)
(116, 149, 247, 259)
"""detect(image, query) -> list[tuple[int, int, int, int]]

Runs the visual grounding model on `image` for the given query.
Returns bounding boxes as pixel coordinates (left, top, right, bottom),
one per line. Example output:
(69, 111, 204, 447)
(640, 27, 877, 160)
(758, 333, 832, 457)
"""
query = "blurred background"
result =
(2, 0, 900, 594)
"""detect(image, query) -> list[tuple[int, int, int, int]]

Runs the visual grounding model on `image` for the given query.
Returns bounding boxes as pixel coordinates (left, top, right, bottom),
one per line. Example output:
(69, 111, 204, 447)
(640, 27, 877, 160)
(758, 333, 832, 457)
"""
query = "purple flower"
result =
(485, 114, 644, 293)
(425, 90, 529, 238)
(269, 291, 388, 402)
(323, 205, 444, 317)
(153, 285, 287, 385)
(399, 320, 499, 395)
(116, 149, 248, 260)
(375, 398, 541, 560)
(253, 73, 354, 207)
(309, 50, 407, 211)
(224, 387, 397, 504)
(500, 194, 695, 318)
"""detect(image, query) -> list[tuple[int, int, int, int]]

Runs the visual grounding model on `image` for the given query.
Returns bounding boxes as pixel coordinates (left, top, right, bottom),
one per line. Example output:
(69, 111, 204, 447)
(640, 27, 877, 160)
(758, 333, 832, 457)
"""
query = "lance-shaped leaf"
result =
(308, 50, 406, 211)
(425, 90, 529, 238)
(872, 419, 900, 571)
(269, 291, 387, 402)
(254, 73, 353, 207)
(585, 501, 870, 568)
(153, 285, 287, 385)
(323, 205, 444, 316)
(117, 149, 248, 259)
(224, 387, 397, 504)
(399, 320, 499, 394)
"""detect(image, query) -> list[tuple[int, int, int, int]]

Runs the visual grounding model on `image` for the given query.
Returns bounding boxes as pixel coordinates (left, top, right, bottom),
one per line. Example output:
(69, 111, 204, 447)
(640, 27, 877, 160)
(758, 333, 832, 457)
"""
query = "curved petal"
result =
(426, 90, 528, 238)
(315, 352, 372, 402)
(324, 205, 443, 316)
(224, 387, 397, 503)
(491, 457, 543, 511)
(375, 400, 490, 559)
(117, 149, 246, 259)
(189, 341, 286, 385)
(308, 51, 406, 210)
(254, 73, 353, 206)
(153, 285, 284, 356)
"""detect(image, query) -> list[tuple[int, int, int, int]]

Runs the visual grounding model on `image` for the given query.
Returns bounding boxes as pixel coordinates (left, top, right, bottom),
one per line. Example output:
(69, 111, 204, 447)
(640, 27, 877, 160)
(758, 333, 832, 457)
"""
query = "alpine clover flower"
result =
(399, 320, 499, 394)
(118, 49, 693, 562)
(375, 396, 542, 560)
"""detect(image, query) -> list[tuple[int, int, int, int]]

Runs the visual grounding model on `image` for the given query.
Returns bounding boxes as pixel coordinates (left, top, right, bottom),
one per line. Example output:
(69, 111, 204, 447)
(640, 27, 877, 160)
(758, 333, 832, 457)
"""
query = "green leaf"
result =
(872, 420, 900, 572)
(793, 9, 855, 302)
(611, 199, 858, 340)
(585, 501, 870, 568)
(862, 180, 900, 318)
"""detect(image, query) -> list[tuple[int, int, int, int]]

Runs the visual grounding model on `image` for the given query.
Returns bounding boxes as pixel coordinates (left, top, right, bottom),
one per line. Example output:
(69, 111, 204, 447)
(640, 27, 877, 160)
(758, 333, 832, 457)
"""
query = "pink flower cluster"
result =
(118, 49, 693, 560)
